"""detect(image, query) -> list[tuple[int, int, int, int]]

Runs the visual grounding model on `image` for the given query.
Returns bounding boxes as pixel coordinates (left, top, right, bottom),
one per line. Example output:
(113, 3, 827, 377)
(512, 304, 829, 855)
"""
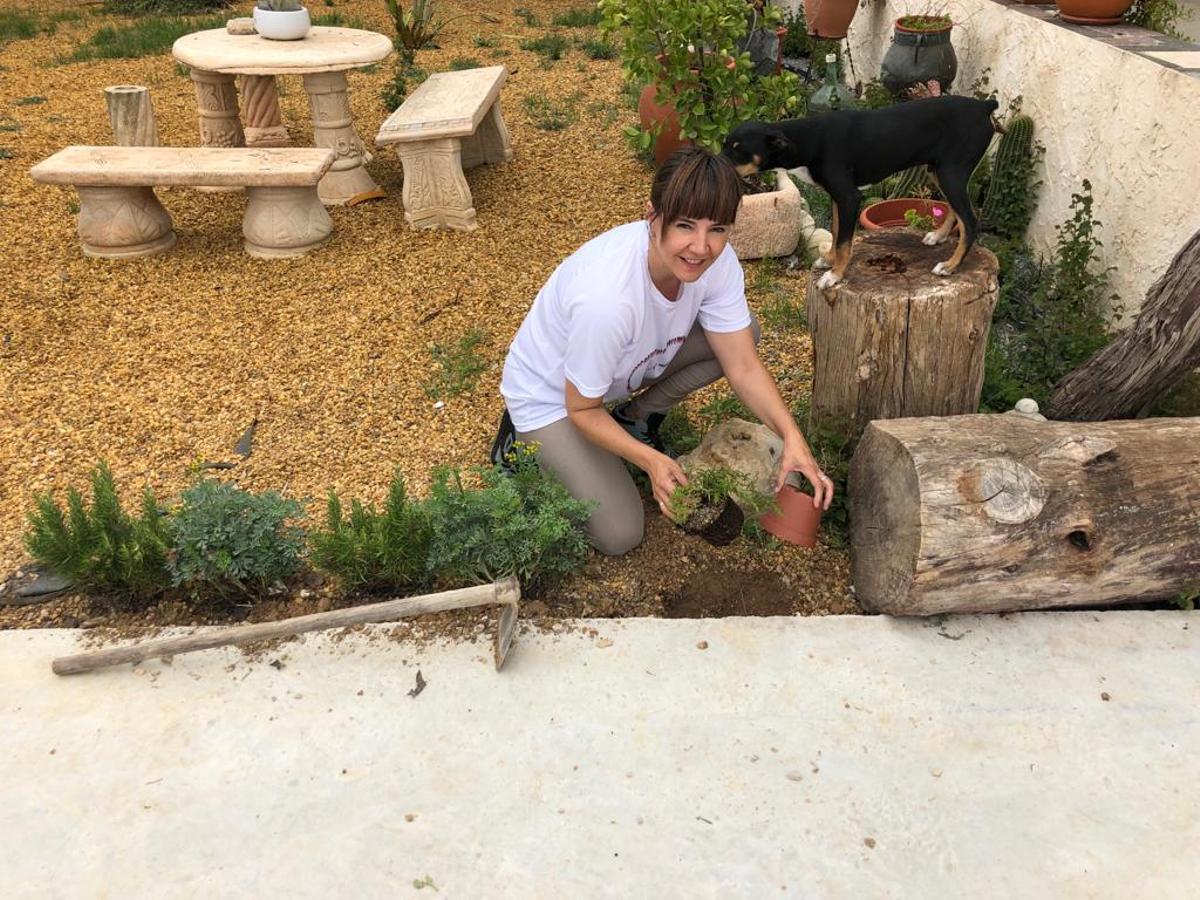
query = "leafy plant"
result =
(513, 7, 541, 26)
(658, 406, 701, 454)
(981, 181, 1121, 410)
(667, 465, 776, 525)
(788, 400, 854, 547)
(16, 96, 47, 106)
(600, 0, 801, 153)
(1168, 583, 1198, 611)
(1126, 0, 1192, 39)
(63, 15, 227, 62)
(23, 461, 173, 601)
(170, 480, 305, 598)
(385, 0, 462, 65)
(696, 392, 755, 430)
(422, 327, 489, 397)
(257, 0, 303, 11)
(423, 444, 593, 587)
(0, 9, 40, 42)
(519, 33, 569, 62)
(104, 0, 232, 13)
(581, 37, 615, 59)
(522, 93, 581, 131)
(471, 33, 497, 48)
(553, 6, 603, 27)
(896, 14, 952, 31)
(448, 56, 481, 70)
(308, 470, 432, 592)
(903, 207, 935, 231)
(380, 63, 427, 111)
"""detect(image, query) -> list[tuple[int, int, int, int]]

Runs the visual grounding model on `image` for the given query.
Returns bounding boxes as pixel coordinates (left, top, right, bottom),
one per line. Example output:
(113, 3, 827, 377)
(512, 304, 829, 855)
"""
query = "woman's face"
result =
(648, 212, 731, 284)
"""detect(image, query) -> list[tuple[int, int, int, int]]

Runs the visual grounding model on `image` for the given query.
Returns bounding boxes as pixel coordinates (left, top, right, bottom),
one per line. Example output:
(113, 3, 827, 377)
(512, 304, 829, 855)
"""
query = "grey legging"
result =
(516, 316, 761, 556)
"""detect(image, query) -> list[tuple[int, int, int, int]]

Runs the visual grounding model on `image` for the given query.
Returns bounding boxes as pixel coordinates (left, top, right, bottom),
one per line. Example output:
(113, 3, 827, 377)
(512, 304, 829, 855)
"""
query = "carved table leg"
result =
(302, 70, 383, 205)
(477, 102, 514, 165)
(242, 185, 334, 258)
(76, 186, 176, 258)
(241, 74, 290, 148)
(397, 138, 476, 231)
(190, 69, 244, 192)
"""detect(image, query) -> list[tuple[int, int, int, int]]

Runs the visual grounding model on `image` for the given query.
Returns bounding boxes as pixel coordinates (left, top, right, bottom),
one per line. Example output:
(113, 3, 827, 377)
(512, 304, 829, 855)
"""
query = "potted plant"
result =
(859, 197, 948, 230)
(803, 0, 860, 38)
(667, 466, 777, 546)
(1054, 0, 1136, 23)
(880, 14, 957, 98)
(253, 0, 312, 41)
(730, 169, 807, 260)
(600, 0, 800, 164)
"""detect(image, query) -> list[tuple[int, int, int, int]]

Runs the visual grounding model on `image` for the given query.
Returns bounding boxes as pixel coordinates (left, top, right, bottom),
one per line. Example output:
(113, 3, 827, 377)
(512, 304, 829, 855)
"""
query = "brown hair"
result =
(649, 147, 743, 229)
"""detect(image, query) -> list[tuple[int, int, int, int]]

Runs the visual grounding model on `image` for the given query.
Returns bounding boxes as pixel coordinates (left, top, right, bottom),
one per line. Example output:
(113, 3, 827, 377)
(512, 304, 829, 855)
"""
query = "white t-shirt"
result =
(500, 220, 752, 432)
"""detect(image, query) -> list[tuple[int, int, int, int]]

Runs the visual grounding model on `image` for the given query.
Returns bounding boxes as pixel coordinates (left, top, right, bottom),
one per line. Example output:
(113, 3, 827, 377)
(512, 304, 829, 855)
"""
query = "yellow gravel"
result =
(0, 1, 854, 628)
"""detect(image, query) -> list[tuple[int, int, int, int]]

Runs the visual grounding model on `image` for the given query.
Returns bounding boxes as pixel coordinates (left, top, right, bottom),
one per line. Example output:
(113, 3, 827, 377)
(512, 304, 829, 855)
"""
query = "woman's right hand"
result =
(646, 452, 689, 517)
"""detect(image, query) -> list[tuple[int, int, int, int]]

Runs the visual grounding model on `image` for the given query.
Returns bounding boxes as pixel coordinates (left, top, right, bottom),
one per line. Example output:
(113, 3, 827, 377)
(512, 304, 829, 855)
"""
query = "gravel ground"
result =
(0, 0, 856, 635)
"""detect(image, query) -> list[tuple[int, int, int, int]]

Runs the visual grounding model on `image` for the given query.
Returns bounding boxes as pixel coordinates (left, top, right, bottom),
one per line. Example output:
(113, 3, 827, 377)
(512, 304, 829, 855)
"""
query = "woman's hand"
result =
(777, 438, 834, 510)
(645, 452, 689, 516)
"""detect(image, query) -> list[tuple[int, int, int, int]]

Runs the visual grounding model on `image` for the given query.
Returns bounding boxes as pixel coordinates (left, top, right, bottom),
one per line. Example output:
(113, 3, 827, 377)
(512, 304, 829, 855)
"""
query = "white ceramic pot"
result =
(252, 6, 311, 41)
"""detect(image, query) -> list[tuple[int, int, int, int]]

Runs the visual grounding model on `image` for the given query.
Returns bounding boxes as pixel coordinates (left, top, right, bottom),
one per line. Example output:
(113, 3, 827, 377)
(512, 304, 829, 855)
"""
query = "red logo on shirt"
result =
(627, 335, 687, 393)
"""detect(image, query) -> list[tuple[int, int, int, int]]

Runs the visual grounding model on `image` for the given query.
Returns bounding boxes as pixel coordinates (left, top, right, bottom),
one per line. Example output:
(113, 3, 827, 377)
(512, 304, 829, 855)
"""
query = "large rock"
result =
(677, 418, 781, 499)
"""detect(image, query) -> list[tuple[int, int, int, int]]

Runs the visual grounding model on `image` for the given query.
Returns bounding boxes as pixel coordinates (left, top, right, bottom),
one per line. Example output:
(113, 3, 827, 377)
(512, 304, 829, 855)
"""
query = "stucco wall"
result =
(793, 0, 1200, 317)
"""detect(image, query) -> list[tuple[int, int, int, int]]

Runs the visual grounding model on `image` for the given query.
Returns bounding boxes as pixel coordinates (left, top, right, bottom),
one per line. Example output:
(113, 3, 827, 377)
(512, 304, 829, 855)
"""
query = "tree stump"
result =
(104, 85, 158, 147)
(848, 413, 1200, 615)
(806, 230, 999, 437)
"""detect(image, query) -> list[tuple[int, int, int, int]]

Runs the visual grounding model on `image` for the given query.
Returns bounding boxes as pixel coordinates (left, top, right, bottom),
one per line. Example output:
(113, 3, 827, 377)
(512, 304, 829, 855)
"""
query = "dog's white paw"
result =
(813, 256, 833, 271)
(817, 270, 842, 290)
(932, 261, 953, 277)
(923, 231, 947, 246)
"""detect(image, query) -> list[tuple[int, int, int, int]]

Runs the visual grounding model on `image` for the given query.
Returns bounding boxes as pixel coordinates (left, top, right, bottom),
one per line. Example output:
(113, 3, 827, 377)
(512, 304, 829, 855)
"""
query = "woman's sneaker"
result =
(612, 402, 670, 454)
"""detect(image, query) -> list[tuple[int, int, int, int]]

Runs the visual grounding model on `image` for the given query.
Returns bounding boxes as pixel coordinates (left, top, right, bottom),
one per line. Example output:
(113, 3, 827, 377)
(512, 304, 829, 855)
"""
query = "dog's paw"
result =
(813, 256, 833, 271)
(932, 261, 955, 277)
(817, 270, 842, 290)
(923, 231, 947, 246)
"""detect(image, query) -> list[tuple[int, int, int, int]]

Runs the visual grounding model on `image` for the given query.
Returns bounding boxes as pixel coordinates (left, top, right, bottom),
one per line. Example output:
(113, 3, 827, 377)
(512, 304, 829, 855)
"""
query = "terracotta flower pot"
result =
(759, 484, 823, 548)
(803, 0, 860, 39)
(858, 197, 948, 230)
(1054, 0, 1135, 23)
(638, 55, 737, 166)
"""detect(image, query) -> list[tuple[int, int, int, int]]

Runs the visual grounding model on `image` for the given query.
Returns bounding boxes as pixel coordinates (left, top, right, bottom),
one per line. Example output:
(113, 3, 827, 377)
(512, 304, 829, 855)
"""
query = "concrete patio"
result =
(1, 610, 1196, 897)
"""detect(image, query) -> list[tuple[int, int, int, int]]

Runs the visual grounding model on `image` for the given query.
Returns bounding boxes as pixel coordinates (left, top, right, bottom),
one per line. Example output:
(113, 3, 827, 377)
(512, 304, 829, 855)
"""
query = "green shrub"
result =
(104, 0, 232, 13)
(659, 406, 701, 454)
(520, 33, 569, 61)
(552, 7, 602, 27)
(1126, 0, 1192, 38)
(513, 6, 541, 26)
(422, 327, 489, 397)
(0, 9, 39, 42)
(581, 37, 615, 59)
(423, 445, 593, 587)
(981, 181, 1120, 411)
(385, 0, 461, 64)
(65, 15, 227, 62)
(170, 480, 305, 597)
(522, 93, 580, 131)
(381, 63, 427, 111)
(667, 466, 776, 525)
(471, 33, 497, 48)
(23, 461, 173, 601)
(448, 56, 481, 70)
(788, 400, 854, 547)
(308, 471, 432, 592)
(696, 392, 754, 430)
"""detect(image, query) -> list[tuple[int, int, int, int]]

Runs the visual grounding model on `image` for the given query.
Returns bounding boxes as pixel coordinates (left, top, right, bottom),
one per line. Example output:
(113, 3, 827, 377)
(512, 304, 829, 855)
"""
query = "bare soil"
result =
(0, 1, 858, 642)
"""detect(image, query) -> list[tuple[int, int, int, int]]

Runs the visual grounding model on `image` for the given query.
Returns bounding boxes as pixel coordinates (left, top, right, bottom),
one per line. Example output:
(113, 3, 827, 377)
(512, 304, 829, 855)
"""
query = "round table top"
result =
(173, 27, 393, 75)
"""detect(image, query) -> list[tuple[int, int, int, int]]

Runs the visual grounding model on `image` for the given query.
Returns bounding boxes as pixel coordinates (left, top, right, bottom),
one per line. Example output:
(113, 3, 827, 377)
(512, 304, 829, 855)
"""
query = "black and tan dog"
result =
(722, 96, 999, 289)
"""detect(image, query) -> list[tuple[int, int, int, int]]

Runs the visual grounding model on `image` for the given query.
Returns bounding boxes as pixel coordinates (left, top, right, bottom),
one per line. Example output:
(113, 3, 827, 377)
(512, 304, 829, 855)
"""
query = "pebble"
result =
(696, 640, 708, 650)
(786, 771, 803, 782)
(226, 17, 256, 35)
(1101, 692, 1111, 701)
(595, 638, 613, 648)
(930, 767, 943, 778)
(433, 400, 445, 410)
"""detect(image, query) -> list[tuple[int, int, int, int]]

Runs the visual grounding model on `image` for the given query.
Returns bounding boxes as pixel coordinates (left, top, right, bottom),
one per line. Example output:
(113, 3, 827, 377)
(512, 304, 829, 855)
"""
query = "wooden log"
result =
(848, 414, 1200, 615)
(806, 230, 998, 437)
(1046, 226, 1200, 421)
(104, 85, 158, 147)
(52, 577, 520, 675)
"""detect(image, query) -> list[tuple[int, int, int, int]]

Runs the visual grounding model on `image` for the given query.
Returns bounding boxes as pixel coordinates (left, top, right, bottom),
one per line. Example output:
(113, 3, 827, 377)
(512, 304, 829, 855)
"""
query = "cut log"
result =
(1046, 227, 1200, 421)
(104, 85, 158, 147)
(848, 414, 1200, 615)
(806, 230, 999, 437)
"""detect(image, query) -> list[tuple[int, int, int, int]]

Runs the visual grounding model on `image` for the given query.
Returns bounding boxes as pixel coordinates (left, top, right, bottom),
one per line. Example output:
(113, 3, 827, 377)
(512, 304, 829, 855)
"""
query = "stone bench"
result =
(30, 146, 336, 259)
(375, 65, 513, 231)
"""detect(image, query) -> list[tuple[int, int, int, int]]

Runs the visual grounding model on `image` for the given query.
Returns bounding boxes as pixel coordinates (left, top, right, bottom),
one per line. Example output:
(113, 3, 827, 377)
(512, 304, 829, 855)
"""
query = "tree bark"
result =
(1046, 228, 1200, 421)
(848, 414, 1200, 615)
(104, 84, 159, 146)
(806, 230, 999, 437)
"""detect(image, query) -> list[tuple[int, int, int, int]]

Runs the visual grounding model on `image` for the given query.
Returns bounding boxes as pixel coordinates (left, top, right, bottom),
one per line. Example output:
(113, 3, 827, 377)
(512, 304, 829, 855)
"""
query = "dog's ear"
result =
(766, 128, 794, 155)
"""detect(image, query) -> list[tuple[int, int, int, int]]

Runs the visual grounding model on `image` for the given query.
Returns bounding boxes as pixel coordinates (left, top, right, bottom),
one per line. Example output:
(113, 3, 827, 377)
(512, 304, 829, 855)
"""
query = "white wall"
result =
(821, 1, 1200, 317)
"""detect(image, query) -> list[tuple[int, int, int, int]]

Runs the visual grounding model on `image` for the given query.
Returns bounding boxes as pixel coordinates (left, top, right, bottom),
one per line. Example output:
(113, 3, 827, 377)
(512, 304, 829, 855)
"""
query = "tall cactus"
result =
(981, 114, 1037, 239)
(887, 165, 930, 199)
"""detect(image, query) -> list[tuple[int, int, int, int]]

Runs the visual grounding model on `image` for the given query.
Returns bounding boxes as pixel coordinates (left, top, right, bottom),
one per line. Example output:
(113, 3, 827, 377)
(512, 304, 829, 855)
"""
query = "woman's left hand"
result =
(777, 438, 834, 510)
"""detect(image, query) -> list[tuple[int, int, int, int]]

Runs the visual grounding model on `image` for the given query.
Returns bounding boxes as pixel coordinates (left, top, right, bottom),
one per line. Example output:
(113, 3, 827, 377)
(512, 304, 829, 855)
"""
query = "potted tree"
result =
(880, 14, 958, 97)
(253, 0, 312, 41)
(600, 0, 801, 164)
(667, 466, 777, 546)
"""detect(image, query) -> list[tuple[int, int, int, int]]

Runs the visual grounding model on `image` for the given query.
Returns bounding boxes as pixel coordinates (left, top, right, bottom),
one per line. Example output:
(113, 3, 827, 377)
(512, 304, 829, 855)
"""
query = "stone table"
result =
(172, 26, 392, 205)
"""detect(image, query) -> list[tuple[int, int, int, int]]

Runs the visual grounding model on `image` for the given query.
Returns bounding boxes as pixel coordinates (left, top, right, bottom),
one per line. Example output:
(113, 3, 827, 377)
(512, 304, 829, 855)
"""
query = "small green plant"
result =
(1126, 0, 1193, 39)
(170, 479, 305, 598)
(583, 99, 619, 127)
(696, 392, 755, 431)
(448, 56, 481, 70)
(23, 461, 173, 601)
(513, 7, 541, 26)
(0, 116, 20, 132)
(982, 181, 1120, 410)
(581, 37, 615, 59)
(860, 78, 893, 110)
(385, 0, 462, 65)
(0, 148, 12, 160)
(16, 96, 46, 106)
(64, 15, 227, 62)
(522, 93, 580, 131)
(471, 33, 497, 48)
(1168, 584, 1199, 610)
(903, 207, 935, 231)
(308, 470, 432, 592)
(792, 175, 831, 232)
(552, 6, 602, 27)
(788, 400, 854, 546)
(257, 0, 303, 10)
(311, 11, 364, 27)
(760, 292, 806, 332)
(104, 0, 231, 13)
(380, 63, 427, 111)
(658, 406, 701, 455)
(423, 444, 593, 587)
(896, 14, 952, 31)
(422, 327, 489, 397)
(0, 9, 39, 42)
(519, 33, 569, 62)
(667, 466, 776, 526)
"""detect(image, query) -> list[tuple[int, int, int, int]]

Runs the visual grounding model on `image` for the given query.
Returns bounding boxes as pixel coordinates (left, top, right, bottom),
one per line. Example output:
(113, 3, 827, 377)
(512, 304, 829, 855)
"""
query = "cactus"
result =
(887, 165, 931, 199)
(981, 114, 1037, 239)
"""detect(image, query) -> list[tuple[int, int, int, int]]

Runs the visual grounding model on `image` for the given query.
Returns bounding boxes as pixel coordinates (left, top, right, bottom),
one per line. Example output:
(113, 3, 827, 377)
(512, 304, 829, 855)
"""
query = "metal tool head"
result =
(493, 602, 518, 671)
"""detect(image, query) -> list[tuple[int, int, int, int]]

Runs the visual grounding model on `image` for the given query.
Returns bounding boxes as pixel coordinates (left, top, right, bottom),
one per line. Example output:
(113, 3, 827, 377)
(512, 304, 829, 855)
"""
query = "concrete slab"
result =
(2, 611, 1197, 897)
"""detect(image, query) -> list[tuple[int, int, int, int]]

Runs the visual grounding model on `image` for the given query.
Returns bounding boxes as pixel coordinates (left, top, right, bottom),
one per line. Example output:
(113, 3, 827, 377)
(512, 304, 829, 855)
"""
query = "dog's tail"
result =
(985, 98, 1006, 135)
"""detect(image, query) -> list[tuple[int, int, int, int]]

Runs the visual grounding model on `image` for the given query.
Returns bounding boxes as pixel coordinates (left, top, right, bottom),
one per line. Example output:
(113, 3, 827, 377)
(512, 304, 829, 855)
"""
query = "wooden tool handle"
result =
(52, 577, 520, 676)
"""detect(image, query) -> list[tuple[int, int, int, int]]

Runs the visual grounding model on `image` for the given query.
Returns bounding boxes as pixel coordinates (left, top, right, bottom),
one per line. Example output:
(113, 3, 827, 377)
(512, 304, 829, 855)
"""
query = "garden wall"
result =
(810, 0, 1200, 318)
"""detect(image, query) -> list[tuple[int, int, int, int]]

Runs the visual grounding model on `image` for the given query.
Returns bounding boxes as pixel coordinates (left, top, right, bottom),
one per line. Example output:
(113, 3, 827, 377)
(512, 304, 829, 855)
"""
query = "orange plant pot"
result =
(759, 484, 823, 548)
(859, 197, 948, 230)
(1055, 0, 1135, 23)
